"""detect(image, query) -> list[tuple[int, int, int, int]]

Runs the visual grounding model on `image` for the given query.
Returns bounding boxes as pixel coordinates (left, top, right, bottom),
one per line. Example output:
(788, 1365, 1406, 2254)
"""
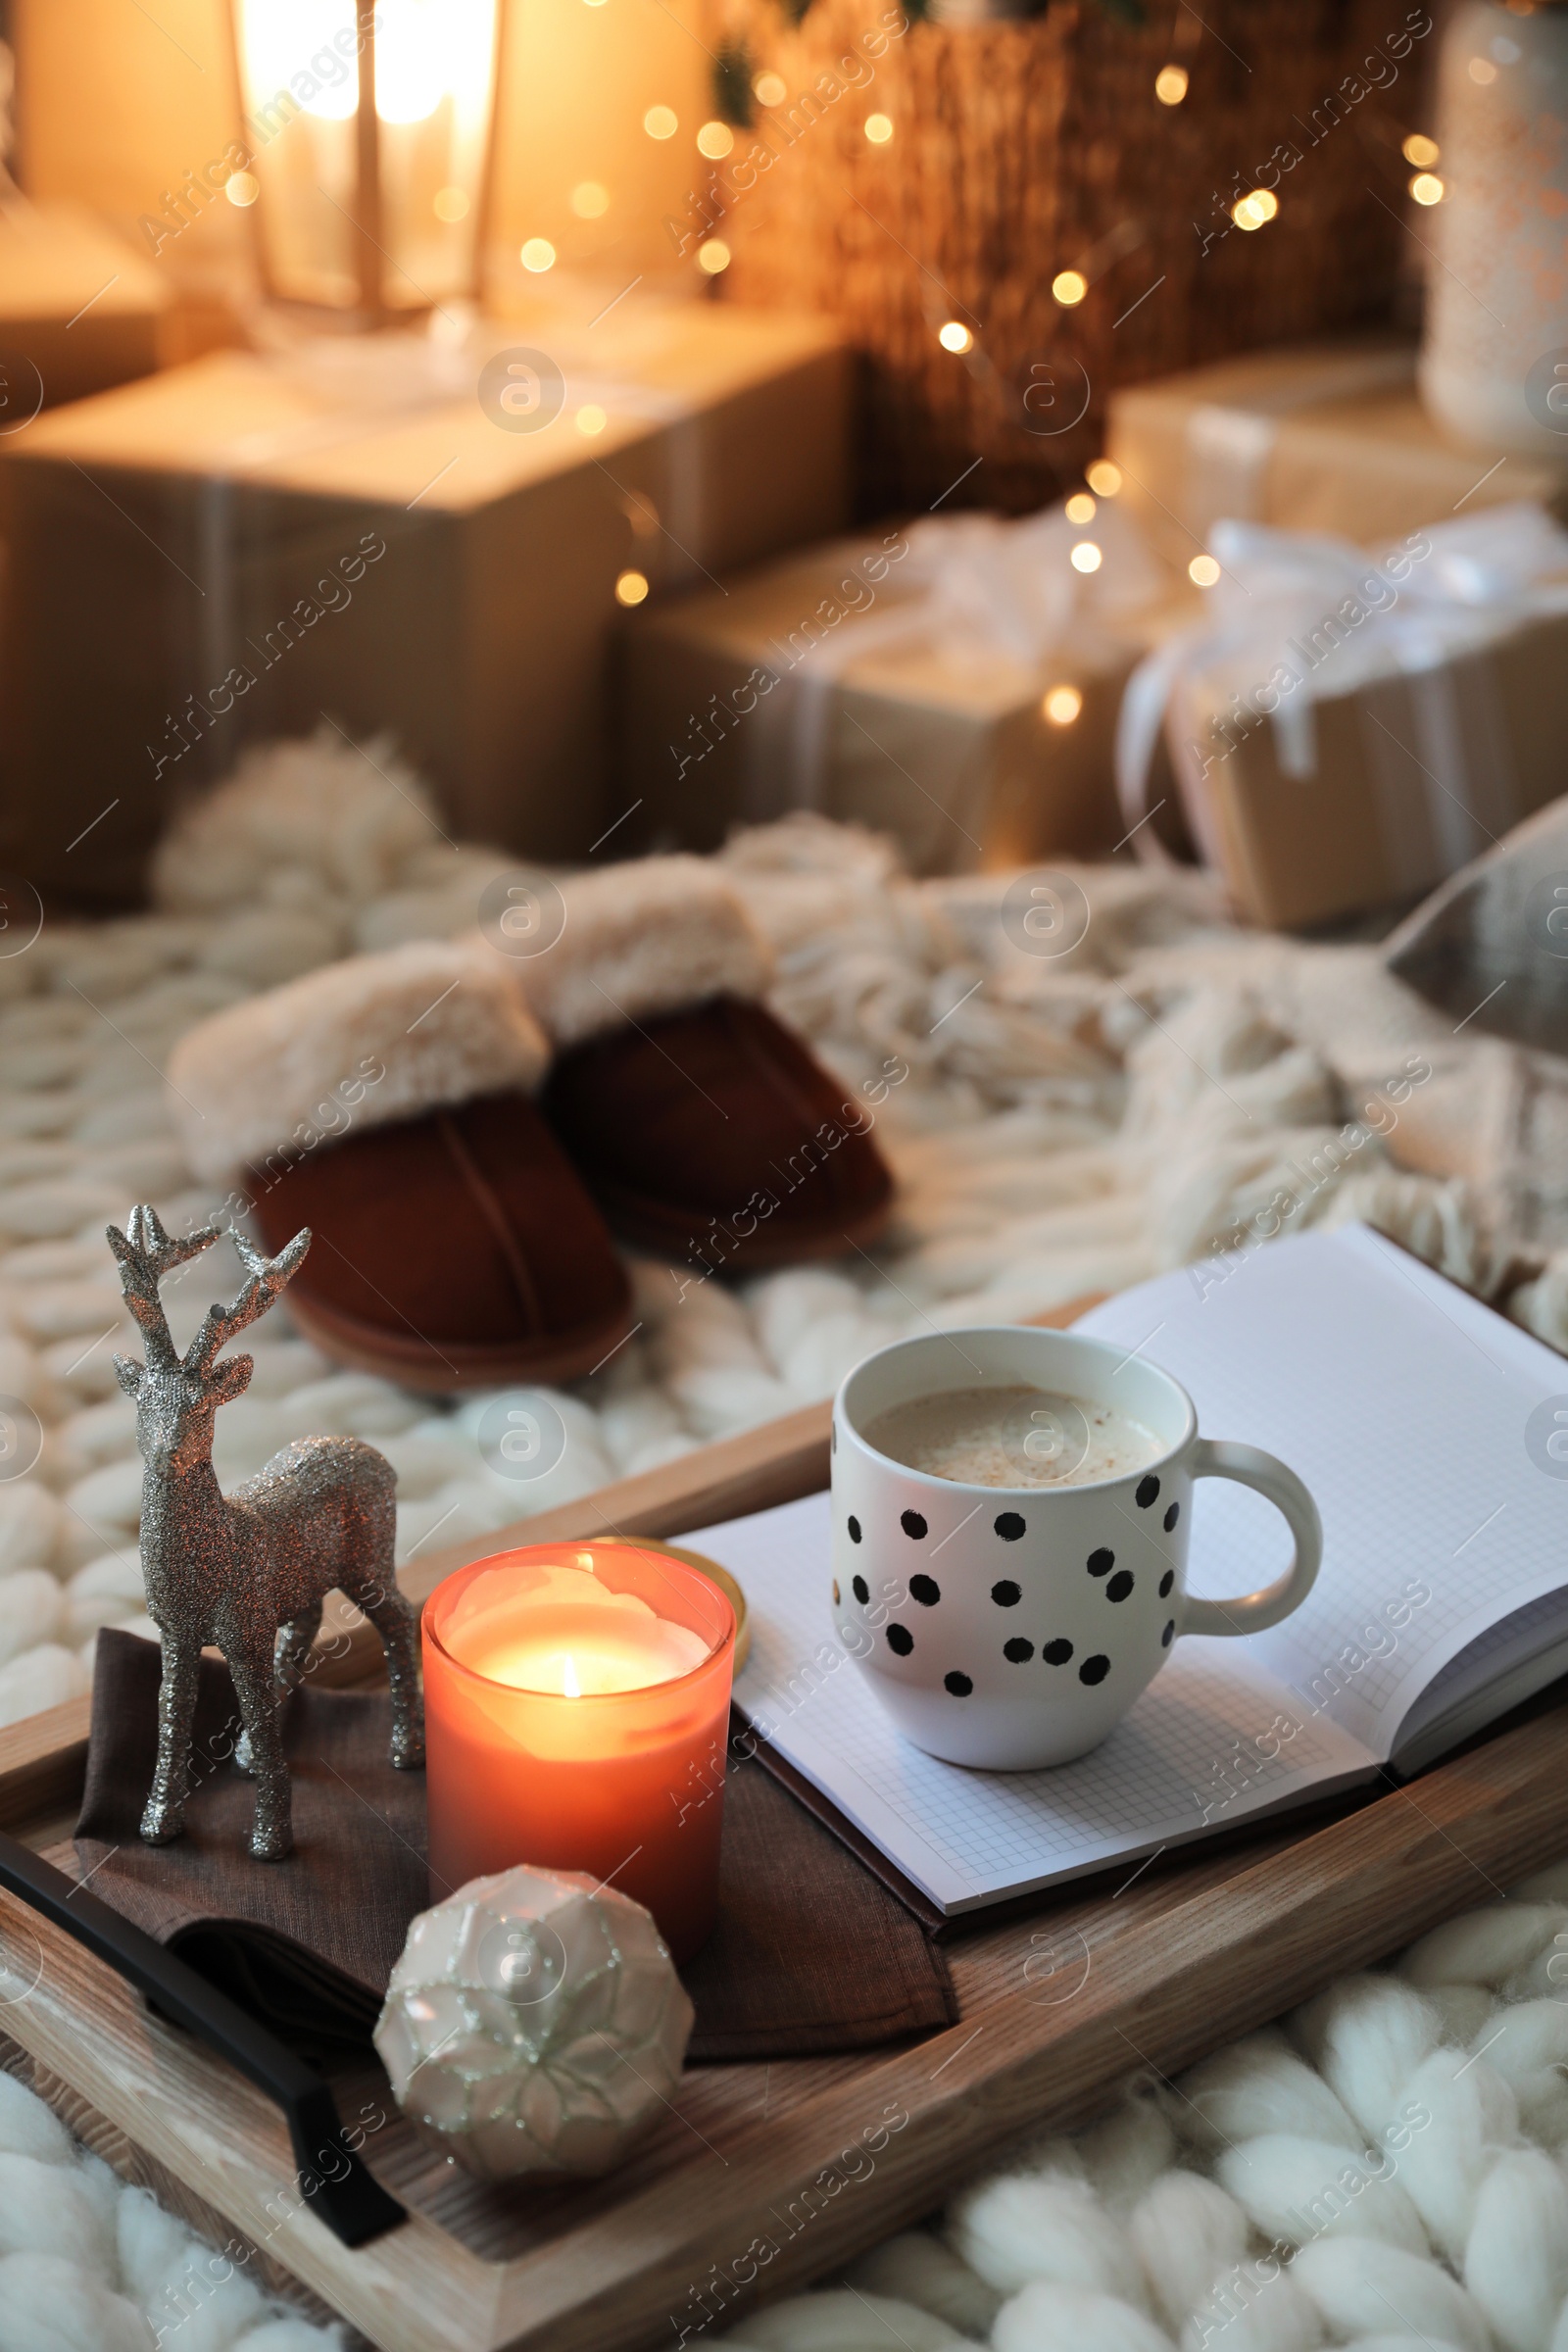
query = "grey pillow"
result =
(1384, 795, 1568, 1055)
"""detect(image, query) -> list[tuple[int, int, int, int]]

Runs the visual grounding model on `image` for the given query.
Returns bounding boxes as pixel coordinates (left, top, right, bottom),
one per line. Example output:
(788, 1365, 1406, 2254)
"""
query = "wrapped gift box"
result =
(0, 305, 848, 903)
(1106, 341, 1568, 571)
(0, 201, 172, 408)
(619, 504, 1195, 874)
(1117, 505, 1568, 932)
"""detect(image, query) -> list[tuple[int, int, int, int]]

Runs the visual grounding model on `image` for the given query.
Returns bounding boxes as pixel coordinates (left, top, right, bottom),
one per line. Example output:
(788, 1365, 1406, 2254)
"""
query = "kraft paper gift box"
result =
(0, 201, 173, 409)
(618, 502, 1195, 875)
(0, 304, 848, 904)
(1115, 504, 1568, 933)
(1106, 341, 1568, 571)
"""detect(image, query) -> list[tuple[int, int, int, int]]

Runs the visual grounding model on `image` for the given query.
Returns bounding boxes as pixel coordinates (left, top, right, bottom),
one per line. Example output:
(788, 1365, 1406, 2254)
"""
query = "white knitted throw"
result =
(718, 1856, 1568, 2352)
(2, 729, 1564, 1733)
(13, 1854, 1568, 2348)
(1, 731, 1566, 2344)
(0, 2063, 337, 2349)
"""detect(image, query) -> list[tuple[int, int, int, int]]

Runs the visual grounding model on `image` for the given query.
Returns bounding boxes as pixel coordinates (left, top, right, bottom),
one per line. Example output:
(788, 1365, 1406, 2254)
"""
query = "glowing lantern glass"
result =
(228, 0, 503, 321)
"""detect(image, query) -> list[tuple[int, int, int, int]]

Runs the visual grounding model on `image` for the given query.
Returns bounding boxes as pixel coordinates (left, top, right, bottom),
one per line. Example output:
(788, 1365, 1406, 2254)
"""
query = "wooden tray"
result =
(2, 1316, 1566, 2352)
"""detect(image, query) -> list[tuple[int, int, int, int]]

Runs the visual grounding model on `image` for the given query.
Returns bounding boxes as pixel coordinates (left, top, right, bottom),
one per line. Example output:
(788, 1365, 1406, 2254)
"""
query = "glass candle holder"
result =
(229, 0, 502, 321)
(422, 1543, 736, 1961)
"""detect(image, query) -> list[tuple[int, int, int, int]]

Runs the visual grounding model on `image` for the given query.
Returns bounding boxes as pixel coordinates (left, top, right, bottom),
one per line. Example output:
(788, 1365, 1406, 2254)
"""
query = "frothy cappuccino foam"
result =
(862, 1384, 1161, 1489)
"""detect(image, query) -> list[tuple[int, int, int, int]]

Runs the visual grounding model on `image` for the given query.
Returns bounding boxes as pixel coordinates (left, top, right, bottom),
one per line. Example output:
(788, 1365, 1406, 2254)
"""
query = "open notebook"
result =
(682, 1225, 1568, 1916)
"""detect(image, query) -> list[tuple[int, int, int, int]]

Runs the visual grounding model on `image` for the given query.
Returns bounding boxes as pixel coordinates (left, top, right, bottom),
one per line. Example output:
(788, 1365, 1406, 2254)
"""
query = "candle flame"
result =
(562, 1653, 581, 1698)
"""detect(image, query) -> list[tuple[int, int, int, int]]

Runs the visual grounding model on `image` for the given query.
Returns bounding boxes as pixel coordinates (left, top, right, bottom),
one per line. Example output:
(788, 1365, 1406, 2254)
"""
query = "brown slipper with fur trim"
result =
(168, 940, 633, 1391)
(511, 859, 895, 1277)
(246, 1095, 634, 1390)
(168, 859, 894, 1388)
(543, 995, 896, 1273)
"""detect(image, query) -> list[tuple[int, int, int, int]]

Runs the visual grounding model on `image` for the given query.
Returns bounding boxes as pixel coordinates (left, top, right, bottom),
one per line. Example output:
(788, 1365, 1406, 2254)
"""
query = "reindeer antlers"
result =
(107, 1206, 223, 1370)
(107, 1208, 312, 1377)
(185, 1226, 312, 1375)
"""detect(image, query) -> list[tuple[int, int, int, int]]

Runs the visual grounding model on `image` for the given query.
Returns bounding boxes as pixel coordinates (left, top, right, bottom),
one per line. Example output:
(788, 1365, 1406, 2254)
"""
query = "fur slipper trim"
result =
(509, 857, 774, 1050)
(167, 939, 551, 1184)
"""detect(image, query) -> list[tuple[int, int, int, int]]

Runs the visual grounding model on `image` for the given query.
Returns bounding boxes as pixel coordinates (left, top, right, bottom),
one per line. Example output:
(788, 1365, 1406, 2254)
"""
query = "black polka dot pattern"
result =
(991, 1579, 1021, 1608)
(1106, 1569, 1134, 1604)
(886, 1623, 913, 1656)
(994, 1511, 1026, 1542)
(852, 1574, 869, 1605)
(1043, 1638, 1073, 1666)
(1164, 1500, 1180, 1532)
(944, 1670, 974, 1696)
(1136, 1474, 1161, 1509)
(847, 1515, 862, 1544)
(901, 1509, 928, 1541)
(1158, 1569, 1174, 1598)
(1087, 1547, 1115, 1579)
(1161, 1619, 1175, 1647)
(1004, 1637, 1034, 1663)
(909, 1574, 941, 1607)
(1079, 1653, 1111, 1686)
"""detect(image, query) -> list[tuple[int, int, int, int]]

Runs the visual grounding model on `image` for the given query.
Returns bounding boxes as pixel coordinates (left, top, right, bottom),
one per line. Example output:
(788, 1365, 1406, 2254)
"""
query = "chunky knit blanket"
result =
(0, 730, 1562, 1733)
(3, 732, 1567, 2346)
(717, 1856, 1568, 2352)
(15, 1853, 1568, 2348)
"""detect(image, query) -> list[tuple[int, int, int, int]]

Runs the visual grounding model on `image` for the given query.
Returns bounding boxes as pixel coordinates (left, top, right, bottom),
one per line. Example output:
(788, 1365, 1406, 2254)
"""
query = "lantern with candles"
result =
(422, 1543, 737, 1962)
(226, 0, 504, 322)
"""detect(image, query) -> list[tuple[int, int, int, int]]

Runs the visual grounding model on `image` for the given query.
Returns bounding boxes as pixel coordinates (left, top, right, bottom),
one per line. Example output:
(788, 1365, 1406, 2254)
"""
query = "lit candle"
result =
(422, 1543, 736, 1961)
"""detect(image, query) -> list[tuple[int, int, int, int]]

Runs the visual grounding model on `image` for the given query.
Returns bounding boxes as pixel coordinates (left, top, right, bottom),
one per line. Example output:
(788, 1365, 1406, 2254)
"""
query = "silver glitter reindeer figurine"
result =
(110, 1206, 423, 1862)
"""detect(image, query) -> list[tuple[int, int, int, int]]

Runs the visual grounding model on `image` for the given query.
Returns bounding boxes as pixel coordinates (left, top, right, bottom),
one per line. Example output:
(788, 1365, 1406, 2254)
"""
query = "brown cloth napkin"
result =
(74, 1631, 955, 2063)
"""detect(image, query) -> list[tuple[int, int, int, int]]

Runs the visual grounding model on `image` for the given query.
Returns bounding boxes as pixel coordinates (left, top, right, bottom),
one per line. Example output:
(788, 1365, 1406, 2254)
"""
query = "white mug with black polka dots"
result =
(831, 1326, 1322, 1771)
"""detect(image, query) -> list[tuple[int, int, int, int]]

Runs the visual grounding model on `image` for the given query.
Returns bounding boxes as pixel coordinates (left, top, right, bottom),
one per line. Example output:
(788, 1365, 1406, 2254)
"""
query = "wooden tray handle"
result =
(0, 1829, 405, 2247)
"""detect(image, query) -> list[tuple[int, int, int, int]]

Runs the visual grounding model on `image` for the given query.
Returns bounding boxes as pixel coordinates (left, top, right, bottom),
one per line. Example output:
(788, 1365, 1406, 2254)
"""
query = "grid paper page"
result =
(1077, 1225, 1568, 1757)
(1397, 1589, 1568, 1761)
(690, 1491, 1373, 1912)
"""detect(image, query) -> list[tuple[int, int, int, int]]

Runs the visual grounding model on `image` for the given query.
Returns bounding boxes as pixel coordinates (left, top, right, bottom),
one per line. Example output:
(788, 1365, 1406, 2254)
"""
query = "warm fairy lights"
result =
(1403, 132, 1440, 166)
(570, 181, 611, 219)
(519, 237, 556, 271)
(1189, 554, 1221, 587)
(1410, 172, 1445, 205)
(754, 71, 787, 106)
(1232, 189, 1279, 230)
(575, 405, 608, 436)
(615, 570, 650, 606)
(697, 121, 734, 159)
(1086, 460, 1123, 498)
(1069, 541, 1102, 574)
(1052, 270, 1088, 306)
(939, 320, 974, 353)
(1154, 64, 1189, 104)
(1043, 685, 1084, 726)
(865, 114, 895, 143)
(644, 105, 678, 139)
(697, 237, 731, 273)
(1064, 492, 1096, 525)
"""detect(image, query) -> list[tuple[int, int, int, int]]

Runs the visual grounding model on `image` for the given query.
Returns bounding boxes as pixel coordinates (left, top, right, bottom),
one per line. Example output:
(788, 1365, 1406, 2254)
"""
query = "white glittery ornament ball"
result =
(373, 1864, 694, 2181)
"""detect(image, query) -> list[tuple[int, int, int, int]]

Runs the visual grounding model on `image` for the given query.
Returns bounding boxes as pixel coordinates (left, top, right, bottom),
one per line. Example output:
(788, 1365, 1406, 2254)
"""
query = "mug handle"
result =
(1179, 1439, 1323, 1638)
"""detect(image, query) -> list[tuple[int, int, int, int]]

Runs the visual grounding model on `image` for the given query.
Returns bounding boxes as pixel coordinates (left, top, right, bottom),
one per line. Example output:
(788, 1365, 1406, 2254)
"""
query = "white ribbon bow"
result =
(765, 498, 1165, 809)
(1115, 501, 1568, 876)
